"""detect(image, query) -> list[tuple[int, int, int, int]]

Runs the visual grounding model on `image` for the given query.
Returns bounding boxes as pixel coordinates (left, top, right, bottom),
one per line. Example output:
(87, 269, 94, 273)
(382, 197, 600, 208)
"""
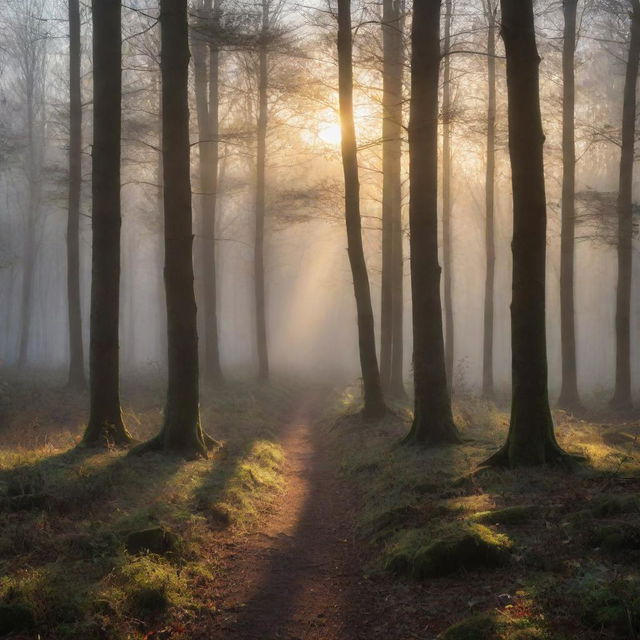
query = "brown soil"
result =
(190, 398, 422, 640)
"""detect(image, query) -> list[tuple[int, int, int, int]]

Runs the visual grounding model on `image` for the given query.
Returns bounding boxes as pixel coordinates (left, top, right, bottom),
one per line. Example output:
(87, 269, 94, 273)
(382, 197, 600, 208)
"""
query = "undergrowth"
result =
(0, 379, 292, 639)
(325, 386, 640, 639)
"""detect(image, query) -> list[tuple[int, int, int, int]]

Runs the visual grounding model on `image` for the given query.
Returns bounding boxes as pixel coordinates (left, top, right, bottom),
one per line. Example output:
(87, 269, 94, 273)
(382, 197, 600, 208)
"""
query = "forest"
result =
(0, 0, 639, 637)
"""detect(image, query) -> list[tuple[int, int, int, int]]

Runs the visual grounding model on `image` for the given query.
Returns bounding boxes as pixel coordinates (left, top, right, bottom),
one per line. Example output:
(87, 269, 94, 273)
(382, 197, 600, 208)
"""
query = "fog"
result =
(0, 0, 638, 404)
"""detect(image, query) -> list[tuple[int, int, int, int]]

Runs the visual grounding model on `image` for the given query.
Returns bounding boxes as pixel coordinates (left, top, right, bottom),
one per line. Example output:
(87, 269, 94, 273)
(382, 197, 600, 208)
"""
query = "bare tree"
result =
(66, 0, 85, 390)
(485, 0, 572, 467)
(83, 0, 132, 447)
(611, 0, 640, 411)
(134, 0, 217, 458)
(403, 0, 458, 446)
(337, 0, 387, 420)
(380, 0, 406, 398)
(481, 0, 498, 400)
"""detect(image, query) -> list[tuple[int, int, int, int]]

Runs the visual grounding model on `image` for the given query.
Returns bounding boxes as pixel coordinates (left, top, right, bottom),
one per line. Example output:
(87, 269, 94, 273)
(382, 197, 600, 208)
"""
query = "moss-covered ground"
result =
(0, 376, 291, 639)
(324, 386, 640, 639)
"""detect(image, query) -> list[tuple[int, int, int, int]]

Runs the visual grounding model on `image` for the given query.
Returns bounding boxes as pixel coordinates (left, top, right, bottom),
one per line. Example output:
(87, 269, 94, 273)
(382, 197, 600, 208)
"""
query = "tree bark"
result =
(482, 1, 497, 400)
(404, 0, 458, 445)
(192, 2, 223, 383)
(134, 0, 214, 459)
(442, 0, 454, 387)
(558, 0, 582, 410)
(66, 0, 86, 390)
(486, 0, 571, 467)
(255, 0, 270, 381)
(337, 0, 387, 420)
(611, 0, 640, 412)
(84, 0, 132, 447)
(380, 0, 406, 398)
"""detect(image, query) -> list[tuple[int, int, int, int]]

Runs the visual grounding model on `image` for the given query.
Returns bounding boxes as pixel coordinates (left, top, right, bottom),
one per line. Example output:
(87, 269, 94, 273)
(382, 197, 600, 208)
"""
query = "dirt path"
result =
(199, 398, 375, 640)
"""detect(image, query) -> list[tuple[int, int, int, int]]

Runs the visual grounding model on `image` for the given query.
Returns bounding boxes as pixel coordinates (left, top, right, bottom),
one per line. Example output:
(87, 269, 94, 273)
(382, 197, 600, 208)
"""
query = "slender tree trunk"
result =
(611, 1, 640, 412)
(135, 0, 215, 459)
(17, 223, 35, 368)
(381, 0, 406, 398)
(337, 0, 387, 420)
(404, 0, 458, 445)
(442, 0, 454, 387)
(84, 0, 132, 447)
(255, 0, 270, 381)
(66, 0, 85, 390)
(192, 4, 223, 383)
(558, 0, 581, 410)
(17, 76, 39, 369)
(482, 2, 496, 400)
(486, 0, 571, 467)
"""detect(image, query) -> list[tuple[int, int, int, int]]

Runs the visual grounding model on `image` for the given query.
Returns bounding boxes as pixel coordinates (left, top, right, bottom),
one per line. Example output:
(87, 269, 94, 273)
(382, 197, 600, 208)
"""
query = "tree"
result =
(442, 0, 454, 386)
(134, 0, 216, 458)
(83, 0, 132, 447)
(255, 0, 270, 381)
(380, 0, 406, 398)
(481, 0, 497, 400)
(4, 0, 48, 369)
(192, 0, 223, 383)
(558, 0, 582, 410)
(611, 0, 640, 411)
(66, 0, 85, 390)
(337, 0, 387, 420)
(403, 0, 458, 446)
(485, 0, 571, 467)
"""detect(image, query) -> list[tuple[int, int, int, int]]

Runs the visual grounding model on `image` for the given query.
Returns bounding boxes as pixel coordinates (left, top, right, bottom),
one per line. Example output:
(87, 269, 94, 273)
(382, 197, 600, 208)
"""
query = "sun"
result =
(317, 121, 342, 146)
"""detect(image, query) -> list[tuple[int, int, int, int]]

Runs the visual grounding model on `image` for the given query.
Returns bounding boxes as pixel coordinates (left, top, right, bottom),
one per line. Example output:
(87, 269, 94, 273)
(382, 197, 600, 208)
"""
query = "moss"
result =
(387, 524, 512, 579)
(124, 527, 181, 556)
(590, 523, 640, 553)
(440, 613, 499, 639)
(590, 493, 639, 518)
(470, 505, 537, 525)
(568, 570, 640, 633)
(0, 603, 35, 635)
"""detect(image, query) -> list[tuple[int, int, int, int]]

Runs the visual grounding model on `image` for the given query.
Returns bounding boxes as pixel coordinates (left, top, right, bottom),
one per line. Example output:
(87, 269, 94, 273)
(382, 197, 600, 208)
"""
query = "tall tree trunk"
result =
(84, 0, 132, 447)
(486, 0, 571, 467)
(442, 0, 454, 387)
(337, 0, 387, 420)
(558, 0, 581, 410)
(135, 0, 215, 459)
(17, 66, 40, 369)
(66, 0, 85, 390)
(404, 0, 458, 445)
(611, 1, 640, 412)
(482, 1, 497, 400)
(255, 0, 270, 381)
(192, 3, 223, 383)
(380, 0, 406, 398)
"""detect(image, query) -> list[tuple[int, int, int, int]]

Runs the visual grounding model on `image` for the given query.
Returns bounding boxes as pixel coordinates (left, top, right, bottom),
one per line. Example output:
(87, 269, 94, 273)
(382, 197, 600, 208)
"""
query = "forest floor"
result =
(0, 375, 640, 639)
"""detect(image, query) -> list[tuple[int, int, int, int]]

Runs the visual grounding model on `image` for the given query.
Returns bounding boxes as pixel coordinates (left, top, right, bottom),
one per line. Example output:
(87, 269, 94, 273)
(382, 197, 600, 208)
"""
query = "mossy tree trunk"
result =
(558, 0, 582, 411)
(337, 0, 387, 420)
(84, 0, 132, 448)
(380, 0, 406, 399)
(66, 0, 86, 391)
(404, 0, 459, 446)
(485, 0, 571, 467)
(611, 0, 640, 412)
(134, 0, 214, 459)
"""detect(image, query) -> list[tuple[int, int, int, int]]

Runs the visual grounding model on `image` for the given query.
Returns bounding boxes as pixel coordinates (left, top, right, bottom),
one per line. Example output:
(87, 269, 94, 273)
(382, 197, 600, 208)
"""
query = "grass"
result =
(0, 377, 291, 639)
(324, 386, 640, 639)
